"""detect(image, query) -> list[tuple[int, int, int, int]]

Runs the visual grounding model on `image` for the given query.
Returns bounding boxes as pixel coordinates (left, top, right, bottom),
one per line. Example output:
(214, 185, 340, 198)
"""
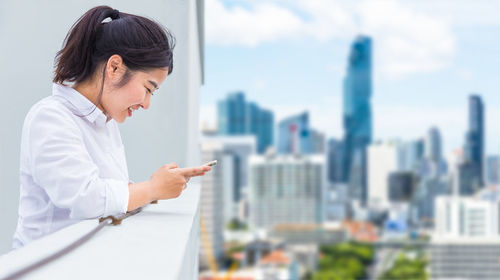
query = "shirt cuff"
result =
(103, 178, 129, 216)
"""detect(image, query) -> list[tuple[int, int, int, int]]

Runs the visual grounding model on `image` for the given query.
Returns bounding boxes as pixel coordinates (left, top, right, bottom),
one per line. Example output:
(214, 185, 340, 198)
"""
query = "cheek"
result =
(123, 87, 146, 105)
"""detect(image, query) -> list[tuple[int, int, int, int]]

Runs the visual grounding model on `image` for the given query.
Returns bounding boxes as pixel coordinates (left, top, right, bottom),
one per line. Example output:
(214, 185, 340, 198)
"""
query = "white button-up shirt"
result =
(13, 83, 130, 249)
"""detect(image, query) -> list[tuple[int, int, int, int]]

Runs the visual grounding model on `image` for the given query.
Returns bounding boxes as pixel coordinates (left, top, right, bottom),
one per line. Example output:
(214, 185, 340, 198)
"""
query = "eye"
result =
(145, 87, 154, 96)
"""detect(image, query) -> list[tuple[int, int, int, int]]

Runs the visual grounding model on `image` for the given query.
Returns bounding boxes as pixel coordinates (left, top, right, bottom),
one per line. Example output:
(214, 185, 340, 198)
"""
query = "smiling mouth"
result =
(128, 106, 138, 117)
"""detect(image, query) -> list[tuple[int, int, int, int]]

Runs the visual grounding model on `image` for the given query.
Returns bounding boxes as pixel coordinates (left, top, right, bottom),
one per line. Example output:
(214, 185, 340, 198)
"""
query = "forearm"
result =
(127, 181, 154, 212)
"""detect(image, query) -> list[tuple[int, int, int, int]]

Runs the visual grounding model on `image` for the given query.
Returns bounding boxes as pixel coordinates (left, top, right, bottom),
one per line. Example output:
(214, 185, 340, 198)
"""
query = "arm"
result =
(127, 181, 154, 212)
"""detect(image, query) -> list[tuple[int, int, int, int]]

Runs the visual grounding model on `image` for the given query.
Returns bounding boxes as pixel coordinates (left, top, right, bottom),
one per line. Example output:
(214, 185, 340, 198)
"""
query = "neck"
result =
(72, 79, 106, 113)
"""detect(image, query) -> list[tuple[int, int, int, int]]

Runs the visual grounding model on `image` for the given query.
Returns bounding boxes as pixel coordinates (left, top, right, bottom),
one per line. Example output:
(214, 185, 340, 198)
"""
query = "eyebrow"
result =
(148, 80, 159, 89)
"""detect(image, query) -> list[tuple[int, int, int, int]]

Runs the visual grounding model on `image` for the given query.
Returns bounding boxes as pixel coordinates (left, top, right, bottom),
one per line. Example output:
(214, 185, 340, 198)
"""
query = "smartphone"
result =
(204, 160, 218, 167)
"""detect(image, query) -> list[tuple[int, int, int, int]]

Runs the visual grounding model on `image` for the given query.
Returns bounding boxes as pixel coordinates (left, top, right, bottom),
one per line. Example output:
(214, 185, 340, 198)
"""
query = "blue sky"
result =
(199, 0, 500, 156)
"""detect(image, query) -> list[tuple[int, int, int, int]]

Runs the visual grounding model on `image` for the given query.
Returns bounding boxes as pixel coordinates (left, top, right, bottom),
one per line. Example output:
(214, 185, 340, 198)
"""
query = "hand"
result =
(149, 163, 211, 200)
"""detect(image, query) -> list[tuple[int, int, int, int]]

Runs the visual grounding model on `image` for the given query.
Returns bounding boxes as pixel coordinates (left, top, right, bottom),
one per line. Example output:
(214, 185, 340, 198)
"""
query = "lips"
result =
(128, 106, 138, 117)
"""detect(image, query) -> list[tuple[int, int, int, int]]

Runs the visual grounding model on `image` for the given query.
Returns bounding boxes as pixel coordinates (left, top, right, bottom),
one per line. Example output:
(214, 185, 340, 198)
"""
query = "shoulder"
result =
(23, 96, 82, 138)
(25, 96, 73, 120)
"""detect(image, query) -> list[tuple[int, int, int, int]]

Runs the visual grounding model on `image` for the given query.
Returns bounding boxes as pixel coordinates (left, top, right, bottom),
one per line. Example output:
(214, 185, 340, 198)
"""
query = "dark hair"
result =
(53, 5, 175, 85)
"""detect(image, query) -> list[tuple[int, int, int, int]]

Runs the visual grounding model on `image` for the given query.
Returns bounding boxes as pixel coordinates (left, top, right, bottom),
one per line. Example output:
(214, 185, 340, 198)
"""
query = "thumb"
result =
(165, 162, 178, 169)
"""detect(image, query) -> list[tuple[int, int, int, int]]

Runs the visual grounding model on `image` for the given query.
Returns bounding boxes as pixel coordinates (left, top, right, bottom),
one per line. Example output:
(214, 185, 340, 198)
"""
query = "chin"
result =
(113, 115, 126, 123)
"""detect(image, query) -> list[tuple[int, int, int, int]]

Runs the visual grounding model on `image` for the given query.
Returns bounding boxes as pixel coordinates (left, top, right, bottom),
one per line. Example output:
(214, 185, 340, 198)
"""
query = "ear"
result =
(106, 54, 125, 81)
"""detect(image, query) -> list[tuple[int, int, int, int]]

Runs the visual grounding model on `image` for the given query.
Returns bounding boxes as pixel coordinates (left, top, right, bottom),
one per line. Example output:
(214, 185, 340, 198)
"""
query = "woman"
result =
(12, 6, 210, 249)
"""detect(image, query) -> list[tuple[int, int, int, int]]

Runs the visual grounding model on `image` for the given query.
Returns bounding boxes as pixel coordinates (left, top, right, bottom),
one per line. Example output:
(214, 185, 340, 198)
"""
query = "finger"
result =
(176, 166, 211, 177)
(165, 162, 178, 169)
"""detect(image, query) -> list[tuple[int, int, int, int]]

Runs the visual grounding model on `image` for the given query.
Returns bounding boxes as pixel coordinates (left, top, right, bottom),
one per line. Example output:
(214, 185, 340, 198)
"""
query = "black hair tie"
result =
(110, 9, 120, 20)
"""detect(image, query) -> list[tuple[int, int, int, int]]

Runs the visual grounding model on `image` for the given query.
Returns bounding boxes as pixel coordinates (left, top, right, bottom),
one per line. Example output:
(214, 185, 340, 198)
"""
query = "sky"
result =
(199, 0, 500, 156)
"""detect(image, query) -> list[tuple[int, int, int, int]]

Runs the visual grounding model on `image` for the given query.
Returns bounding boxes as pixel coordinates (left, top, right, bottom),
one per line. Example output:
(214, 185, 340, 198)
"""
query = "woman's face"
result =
(102, 67, 169, 123)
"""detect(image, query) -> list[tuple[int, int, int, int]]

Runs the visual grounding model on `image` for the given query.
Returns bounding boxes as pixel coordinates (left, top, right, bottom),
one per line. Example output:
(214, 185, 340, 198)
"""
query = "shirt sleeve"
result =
(28, 105, 129, 219)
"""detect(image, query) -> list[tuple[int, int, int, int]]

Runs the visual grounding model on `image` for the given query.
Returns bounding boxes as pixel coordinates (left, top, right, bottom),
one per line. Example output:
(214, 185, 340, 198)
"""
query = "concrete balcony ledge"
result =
(0, 183, 201, 280)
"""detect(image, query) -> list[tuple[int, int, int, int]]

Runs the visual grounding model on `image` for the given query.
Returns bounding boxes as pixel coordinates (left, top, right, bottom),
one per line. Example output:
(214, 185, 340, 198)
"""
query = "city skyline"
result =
(200, 0, 500, 156)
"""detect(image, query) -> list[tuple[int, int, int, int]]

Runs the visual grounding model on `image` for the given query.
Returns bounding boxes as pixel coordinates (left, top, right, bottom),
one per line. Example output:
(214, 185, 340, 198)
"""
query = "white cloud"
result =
(206, 0, 456, 78)
(406, 0, 500, 27)
(356, 0, 455, 79)
(206, 0, 304, 47)
(206, 0, 354, 46)
(294, 0, 355, 41)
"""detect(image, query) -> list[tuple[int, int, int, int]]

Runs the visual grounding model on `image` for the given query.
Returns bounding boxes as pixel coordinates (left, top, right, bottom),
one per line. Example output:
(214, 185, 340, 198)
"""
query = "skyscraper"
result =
(410, 176, 449, 228)
(421, 127, 447, 177)
(400, 139, 425, 173)
(327, 139, 345, 183)
(342, 35, 373, 205)
(277, 112, 325, 154)
(217, 92, 274, 153)
(458, 161, 482, 195)
(463, 94, 484, 187)
(249, 153, 326, 230)
(425, 127, 442, 163)
(217, 92, 247, 134)
(246, 102, 274, 154)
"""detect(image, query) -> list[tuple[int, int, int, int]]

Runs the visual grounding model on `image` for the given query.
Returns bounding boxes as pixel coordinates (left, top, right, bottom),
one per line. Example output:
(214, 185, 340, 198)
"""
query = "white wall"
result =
(0, 0, 203, 254)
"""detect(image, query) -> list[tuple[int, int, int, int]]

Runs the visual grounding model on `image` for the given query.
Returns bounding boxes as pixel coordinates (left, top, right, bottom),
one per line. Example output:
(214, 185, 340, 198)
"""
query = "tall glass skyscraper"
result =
(327, 138, 345, 183)
(217, 92, 274, 153)
(425, 127, 442, 163)
(421, 127, 447, 178)
(464, 94, 484, 187)
(342, 35, 373, 204)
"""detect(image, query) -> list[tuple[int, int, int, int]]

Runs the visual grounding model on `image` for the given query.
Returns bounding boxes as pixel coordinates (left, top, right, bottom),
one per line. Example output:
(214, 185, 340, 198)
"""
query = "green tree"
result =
(378, 253, 428, 280)
(315, 242, 375, 280)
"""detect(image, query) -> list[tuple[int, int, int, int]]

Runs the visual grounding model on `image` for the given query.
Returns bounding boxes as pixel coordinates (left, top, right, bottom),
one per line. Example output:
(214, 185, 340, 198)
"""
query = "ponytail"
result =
(53, 5, 175, 85)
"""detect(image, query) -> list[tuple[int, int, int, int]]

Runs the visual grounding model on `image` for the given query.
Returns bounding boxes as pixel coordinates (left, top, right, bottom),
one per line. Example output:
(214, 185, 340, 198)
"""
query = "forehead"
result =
(134, 68, 169, 86)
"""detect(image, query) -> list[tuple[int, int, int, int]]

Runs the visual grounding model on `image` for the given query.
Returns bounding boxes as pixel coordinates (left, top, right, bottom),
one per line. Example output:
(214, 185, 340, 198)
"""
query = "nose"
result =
(141, 92, 152, 110)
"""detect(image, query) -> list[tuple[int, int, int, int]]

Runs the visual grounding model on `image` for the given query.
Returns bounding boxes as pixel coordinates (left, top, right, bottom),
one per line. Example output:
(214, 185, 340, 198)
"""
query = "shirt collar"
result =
(52, 83, 109, 127)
